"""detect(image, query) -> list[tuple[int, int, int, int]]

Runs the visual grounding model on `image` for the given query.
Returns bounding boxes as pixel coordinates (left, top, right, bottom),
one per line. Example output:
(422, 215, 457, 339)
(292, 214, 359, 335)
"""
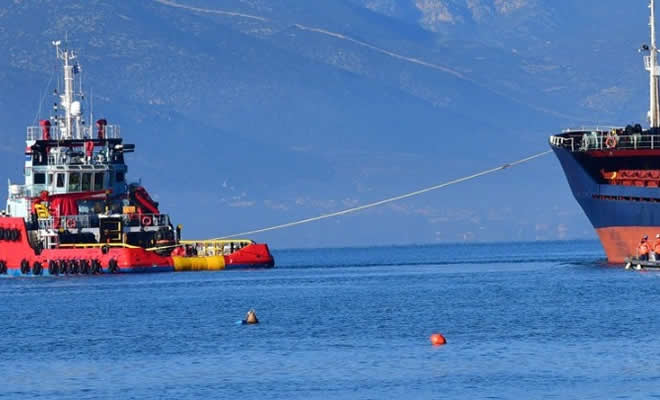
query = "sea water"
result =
(1, 240, 659, 399)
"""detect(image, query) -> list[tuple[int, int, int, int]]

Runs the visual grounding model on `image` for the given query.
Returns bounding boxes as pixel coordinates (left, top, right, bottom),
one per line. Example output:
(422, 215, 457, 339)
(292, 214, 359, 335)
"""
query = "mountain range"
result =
(0, 0, 652, 248)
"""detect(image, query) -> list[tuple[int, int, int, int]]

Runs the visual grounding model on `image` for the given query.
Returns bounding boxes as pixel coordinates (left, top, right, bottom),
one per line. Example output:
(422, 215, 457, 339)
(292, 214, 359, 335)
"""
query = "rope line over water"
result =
(216, 150, 553, 239)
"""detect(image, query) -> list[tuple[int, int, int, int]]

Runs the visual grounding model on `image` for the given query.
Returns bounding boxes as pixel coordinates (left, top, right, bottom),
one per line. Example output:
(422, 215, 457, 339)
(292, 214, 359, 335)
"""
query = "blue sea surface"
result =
(1, 240, 660, 399)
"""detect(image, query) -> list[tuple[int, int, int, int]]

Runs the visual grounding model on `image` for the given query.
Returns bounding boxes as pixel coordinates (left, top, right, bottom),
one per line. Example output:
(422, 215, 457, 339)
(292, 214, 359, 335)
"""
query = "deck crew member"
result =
(652, 234, 660, 262)
(638, 235, 650, 261)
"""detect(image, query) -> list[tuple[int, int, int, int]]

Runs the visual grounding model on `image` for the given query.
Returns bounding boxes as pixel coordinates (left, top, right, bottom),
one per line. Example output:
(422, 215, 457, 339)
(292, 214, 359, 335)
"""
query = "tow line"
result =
(215, 150, 553, 239)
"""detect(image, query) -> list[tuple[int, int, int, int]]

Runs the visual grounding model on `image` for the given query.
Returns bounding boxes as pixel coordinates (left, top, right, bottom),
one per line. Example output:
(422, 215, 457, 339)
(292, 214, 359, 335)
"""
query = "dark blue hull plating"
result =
(552, 146, 660, 229)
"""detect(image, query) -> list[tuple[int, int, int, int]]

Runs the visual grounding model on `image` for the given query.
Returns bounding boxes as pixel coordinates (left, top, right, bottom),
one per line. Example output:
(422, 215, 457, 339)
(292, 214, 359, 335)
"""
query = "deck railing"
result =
(27, 125, 121, 141)
(35, 214, 169, 230)
(550, 131, 660, 152)
(37, 215, 91, 230)
(178, 239, 255, 256)
(122, 214, 170, 228)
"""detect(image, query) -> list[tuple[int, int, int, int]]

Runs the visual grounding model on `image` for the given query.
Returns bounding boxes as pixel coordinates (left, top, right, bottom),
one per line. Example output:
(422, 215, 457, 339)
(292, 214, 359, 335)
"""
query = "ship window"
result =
(82, 173, 92, 191)
(116, 172, 125, 183)
(25, 168, 31, 177)
(48, 174, 53, 185)
(68, 172, 81, 192)
(56, 173, 65, 188)
(34, 173, 46, 185)
(94, 172, 104, 191)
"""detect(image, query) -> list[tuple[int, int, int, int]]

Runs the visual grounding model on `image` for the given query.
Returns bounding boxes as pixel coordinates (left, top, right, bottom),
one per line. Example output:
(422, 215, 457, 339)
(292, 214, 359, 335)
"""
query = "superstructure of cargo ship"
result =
(0, 40, 274, 276)
(549, 0, 660, 263)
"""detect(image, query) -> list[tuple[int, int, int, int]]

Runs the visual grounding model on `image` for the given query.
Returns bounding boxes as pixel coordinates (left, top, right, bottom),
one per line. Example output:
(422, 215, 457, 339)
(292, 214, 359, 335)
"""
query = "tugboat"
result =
(0, 40, 274, 276)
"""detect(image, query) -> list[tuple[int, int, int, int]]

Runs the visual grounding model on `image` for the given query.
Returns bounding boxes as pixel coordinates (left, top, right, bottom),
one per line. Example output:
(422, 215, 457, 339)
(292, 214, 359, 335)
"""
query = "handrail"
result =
(561, 126, 624, 133)
(179, 239, 254, 245)
(163, 239, 256, 256)
(35, 213, 169, 231)
(36, 215, 91, 230)
(550, 132, 660, 152)
(27, 125, 121, 141)
(122, 213, 170, 228)
(58, 243, 140, 249)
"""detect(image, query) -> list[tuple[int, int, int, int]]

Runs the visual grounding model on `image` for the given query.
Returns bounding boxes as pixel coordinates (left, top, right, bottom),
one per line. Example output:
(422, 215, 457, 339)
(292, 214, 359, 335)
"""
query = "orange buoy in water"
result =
(430, 333, 446, 346)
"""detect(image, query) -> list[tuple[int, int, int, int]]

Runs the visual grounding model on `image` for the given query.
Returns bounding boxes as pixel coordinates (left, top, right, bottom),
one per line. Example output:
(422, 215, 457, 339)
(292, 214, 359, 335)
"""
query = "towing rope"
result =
(214, 150, 553, 239)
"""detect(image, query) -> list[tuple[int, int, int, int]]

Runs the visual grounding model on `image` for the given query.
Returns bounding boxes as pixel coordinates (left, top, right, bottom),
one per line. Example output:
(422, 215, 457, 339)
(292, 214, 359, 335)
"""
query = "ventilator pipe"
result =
(40, 120, 51, 140)
(96, 119, 107, 139)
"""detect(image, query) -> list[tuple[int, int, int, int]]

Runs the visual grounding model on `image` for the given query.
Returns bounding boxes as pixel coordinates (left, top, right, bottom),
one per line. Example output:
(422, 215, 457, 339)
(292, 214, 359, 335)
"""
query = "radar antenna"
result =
(52, 40, 84, 139)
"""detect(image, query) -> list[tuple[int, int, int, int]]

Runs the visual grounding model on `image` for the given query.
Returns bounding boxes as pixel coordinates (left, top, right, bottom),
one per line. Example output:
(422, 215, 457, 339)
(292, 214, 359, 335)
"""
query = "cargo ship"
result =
(0, 40, 274, 276)
(549, 0, 660, 263)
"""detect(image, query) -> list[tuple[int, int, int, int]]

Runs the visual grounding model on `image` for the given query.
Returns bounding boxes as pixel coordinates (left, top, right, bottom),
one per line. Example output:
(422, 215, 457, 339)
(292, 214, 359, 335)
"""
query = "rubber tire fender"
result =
(92, 259, 102, 274)
(20, 259, 30, 275)
(32, 262, 43, 276)
(48, 260, 59, 275)
(0, 261, 7, 274)
(60, 260, 70, 275)
(70, 260, 80, 274)
(80, 260, 91, 275)
(93, 260, 103, 274)
(108, 259, 120, 274)
(10, 229, 19, 242)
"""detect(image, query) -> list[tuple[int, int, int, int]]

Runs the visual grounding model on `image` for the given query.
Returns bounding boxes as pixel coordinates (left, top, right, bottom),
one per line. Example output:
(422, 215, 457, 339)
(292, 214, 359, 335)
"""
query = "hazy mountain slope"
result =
(0, 0, 651, 246)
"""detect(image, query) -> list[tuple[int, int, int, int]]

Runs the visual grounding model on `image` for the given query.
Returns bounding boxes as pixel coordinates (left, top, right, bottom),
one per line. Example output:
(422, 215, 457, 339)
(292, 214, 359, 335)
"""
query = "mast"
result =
(52, 40, 83, 139)
(647, 0, 660, 128)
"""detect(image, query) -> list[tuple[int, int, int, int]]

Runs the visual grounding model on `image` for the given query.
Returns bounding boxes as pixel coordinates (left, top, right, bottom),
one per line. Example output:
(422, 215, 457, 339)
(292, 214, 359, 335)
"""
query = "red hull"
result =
(596, 226, 659, 264)
(0, 218, 274, 275)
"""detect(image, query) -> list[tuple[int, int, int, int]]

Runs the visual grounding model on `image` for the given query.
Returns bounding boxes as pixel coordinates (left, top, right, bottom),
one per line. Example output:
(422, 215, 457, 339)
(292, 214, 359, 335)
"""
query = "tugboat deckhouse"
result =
(0, 40, 274, 276)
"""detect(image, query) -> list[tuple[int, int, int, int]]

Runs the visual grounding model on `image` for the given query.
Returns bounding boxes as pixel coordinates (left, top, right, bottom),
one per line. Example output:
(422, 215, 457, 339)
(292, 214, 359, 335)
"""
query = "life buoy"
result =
(66, 219, 77, 230)
(605, 135, 617, 149)
(20, 259, 30, 275)
(32, 262, 43, 276)
(48, 260, 58, 275)
(141, 215, 153, 227)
